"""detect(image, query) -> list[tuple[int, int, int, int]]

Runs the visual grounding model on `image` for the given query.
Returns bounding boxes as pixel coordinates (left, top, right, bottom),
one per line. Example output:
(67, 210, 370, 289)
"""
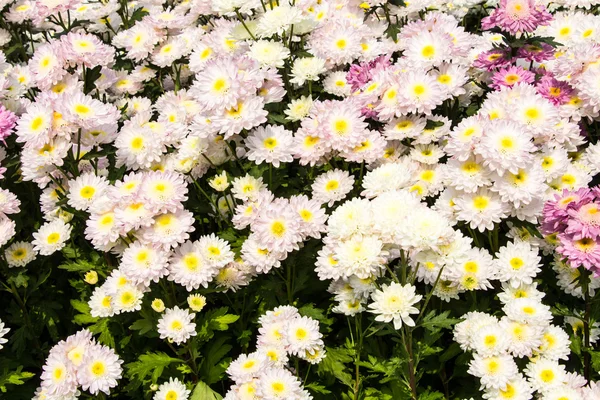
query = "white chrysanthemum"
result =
(468, 353, 519, 390)
(482, 374, 533, 400)
(446, 247, 495, 291)
(227, 352, 268, 385)
(153, 377, 190, 400)
(245, 125, 294, 168)
(197, 233, 235, 269)
(335, 234, 386, 279)
(454, 188, 509, 232)
(256, 368, 305, 399)
(67, 173, 110, 211)
(368, 283, 422, 329)
(500, 317, 543, 358)
(249, 39, 290, 68)
(311, 169, 355, 207)
(32, 220, 73, 256)
(286, 316, 323, 356)
(361, 161, 417, 198)
(157, 306, 197, 345)
(187, 294, 206, 312)
(40, 352, 78, 398)
(538, 325, 571, 361)
(443, 157, 492, 193)
(524, 358, 566, 393)
(0, 319, 9, 350)
(78, 343, 123, 395)
(503, 298, 553, 326)
(5, 241, 37, 267)
(290, 56, 327, 86)
(476, 120, 535, 176)
(453, 312, 499, 351)
(472, 322, 510, 356)
(285, 95, 313, 121)
(141, 210, 195, 248)
(168, 241, 219, 291)
(120, 242, 169, 286)
(113, 284, 144, 314)
(89, 286, 114, 318)
(494, 241, 542, 288)
(231, 175, 266, 201)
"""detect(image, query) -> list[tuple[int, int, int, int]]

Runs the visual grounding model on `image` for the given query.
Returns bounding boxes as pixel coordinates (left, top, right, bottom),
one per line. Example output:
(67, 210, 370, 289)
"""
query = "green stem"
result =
(235, 10, 256, 40)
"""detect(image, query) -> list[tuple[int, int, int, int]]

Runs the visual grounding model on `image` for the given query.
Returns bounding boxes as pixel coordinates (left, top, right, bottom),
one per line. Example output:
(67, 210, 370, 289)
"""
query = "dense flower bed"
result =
(0, 0, 600, 399)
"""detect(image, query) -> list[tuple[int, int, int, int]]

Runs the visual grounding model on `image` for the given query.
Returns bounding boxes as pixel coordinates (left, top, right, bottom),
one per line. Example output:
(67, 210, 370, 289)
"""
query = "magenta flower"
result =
(0, 105, 17, 144)
(482, 0, 553, 35)
(565, 202, 600, 240)
(517, 43, 555, 62)
(490, 66, 535, 89)
(346, 55, 391, 92)
(473, 49, 513, 71)
(557, 234, 600, 275)
(536, 75, 573, 105)
(541, 188, 593, 235)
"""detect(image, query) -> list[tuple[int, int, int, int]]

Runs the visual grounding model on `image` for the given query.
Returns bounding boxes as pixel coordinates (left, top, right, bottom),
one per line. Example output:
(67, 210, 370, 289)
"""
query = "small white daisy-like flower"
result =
(67, 173, 110, 211)
(245, 125, 294, 168)
(78, 343, 123, 395)
(476, 120, 536, 176)
(249, 39, 290, 68)
(227, 352, 269, 384)
(157, 306, 197, 345)
(503, 298, 553, 326)
(286, 316, 323, 357)
(524, 358, 566, 393)
(153, 377, 190, 400)
(494, 241, 542, 288)
(467, 353, 519, 390)
(285, 95, 313, 122)
(197, 233, 235, 269)
(141, 170, 189, 214)
(5, 241, 37, 267)
(311, 169, 355, 207)
(119, 242, 169, 286)
(0, 319, 9, 350)
(231, 175, 266, 201)
(471, 322, 510, 356)
(539, 325, 571, 361)
(168, 241, 219, 291)
(499, 317, 543, 358)
(89, 286, 114, 318)
(454, 188, 509, 232)
(32, 220, 73, 256)
(141, 210, 196, 249)
(482, 374, 533, 400)
(256, 367, 305, 399)
(368, 283, 422, 329)
(113, 284, 144, 314)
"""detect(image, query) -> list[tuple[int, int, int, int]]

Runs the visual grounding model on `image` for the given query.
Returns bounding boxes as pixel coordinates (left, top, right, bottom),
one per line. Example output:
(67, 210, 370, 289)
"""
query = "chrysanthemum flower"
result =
(78, 343, 123, 395)
(33, 220, 72, 256)
(5, 241, 37, 267)
(153, 377, 190, 400)
(157, 306, 197, 345)
(368, 282, 422, 329)
(311, 169, 355, 207)
(245, 125, 294, 168)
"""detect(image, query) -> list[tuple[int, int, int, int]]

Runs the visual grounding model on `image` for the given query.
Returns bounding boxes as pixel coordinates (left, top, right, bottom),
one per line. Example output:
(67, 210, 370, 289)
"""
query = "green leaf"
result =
(418, 311, 460, 332)
(190, 381, 223, 400)
(0, 366, 35, 392)
(305, 382, 332, 395)
(126, 352, 184, 388)
(317, 347, 353, 388)
(58, 259, 97, 272)
(130, 318, 154, 336)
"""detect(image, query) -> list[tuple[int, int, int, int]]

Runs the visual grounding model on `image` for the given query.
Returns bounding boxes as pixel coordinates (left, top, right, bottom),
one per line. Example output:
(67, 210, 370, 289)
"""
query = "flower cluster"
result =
(224, 305, 324, 399)
(543, 188, 600, 275)
(35, 329, 122, 399)
(454, 281, 600, 399)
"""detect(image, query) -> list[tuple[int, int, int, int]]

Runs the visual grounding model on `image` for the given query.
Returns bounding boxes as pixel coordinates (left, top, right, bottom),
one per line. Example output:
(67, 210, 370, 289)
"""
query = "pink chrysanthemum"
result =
(0, 105, 17, 143)
(482, 0, 553, 35)
(536, 75, 573, 105)
(557, 234, 600, 275)
(473, 49, 513, 71)
(346, 55, 391, 92)
(541, 188, 593, 235)
(565, 202, 600, 240)
(490, 66, 535, 90)
(517, 43, 554, 63)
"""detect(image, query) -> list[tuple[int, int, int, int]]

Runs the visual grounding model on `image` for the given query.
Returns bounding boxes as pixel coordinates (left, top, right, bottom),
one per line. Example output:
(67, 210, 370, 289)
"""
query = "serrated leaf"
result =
(190, 381, 223, 400)
(126, 352, 184, 387)
(317, 347, 353, 388)
(418, 311, 460, 332)
(59, 260, 97, 272)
